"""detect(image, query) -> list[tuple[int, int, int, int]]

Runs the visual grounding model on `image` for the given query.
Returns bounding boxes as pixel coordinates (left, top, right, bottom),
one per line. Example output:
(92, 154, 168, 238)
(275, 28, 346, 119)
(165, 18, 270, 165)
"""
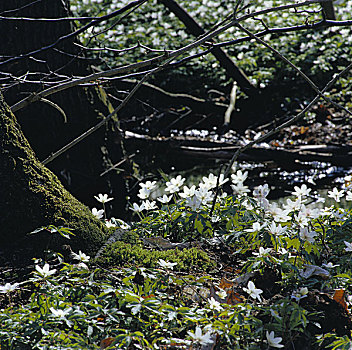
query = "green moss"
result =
(119, 230, 143, 245)
(95, 232, 216, 272)
(0, 92, 108, 258)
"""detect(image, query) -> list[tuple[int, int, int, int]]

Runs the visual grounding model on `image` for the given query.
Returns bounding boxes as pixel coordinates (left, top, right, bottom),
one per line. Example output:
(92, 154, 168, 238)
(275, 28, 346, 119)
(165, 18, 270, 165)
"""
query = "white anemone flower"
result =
(284, 197, 302, 212)
(91, 208, 104, 219)
(299, 227, 318, 244)
(277, 247, 289, 255)
(208, 297, 223, 311)
(195, 188, 213, 204)
(137, 187, 150, 199)
(344, 175, 352, 188)
(179, 185, 197, 198)
(94, 193, 113, 203)
(240, 199, 253, 210)
(130, 202, 145, 212)
(294, 211, 309, 227)
(167, 311, 177, 321)
(50, 307, 72, 319)
(202, 173, 228, 189)
(346, 191, 352, 201)
(253, 184, 270, 199)
(105, 220, 116, 228)
(253, 247, 271, 257)
(268, 222, 287, 236)
(344, 241, 352, 252)
(246, 222, 263, 233)
(267, 203, 291, 222)
(231, 183, 250, 196)
(165, 175, 185, 193)
(185, 196, 202, 210)
(231, 170, 248, 184)
(140, 180, 157, 191)
(157, 194, 172, 204)
(321, 206, 334, 216)
(217, 289, 227, 299)
(35, 263, 56, 278)
(270, 308, 282, 320)
(113, 218, 131, 230)
(72, 250, 90, 262)
(244, 281, 263, 302)
(0, 282, 19, 294)
(158, 259, 177, 270)
(304, 205, 321, 219)
(291, 287, 309, 302)
(266, 331, 284, 348)
(142, 200, 157, 211)
(322, 262, 339, 269)
(291, 184, 311, 198)
(187, 326, 213, 346)
(328, 187, 344, 202)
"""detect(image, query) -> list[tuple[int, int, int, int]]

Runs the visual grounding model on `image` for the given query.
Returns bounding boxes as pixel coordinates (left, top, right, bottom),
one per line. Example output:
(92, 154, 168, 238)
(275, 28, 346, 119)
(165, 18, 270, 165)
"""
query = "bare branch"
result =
(216, 19, 352, 51)
(39, 98, 67, 123)
(236, 0, 333, 22)
(11, 55, 165, 112)
(10, 0, 334, 112)
(0, 0, 42, 16)
(0, 15, 99, 22)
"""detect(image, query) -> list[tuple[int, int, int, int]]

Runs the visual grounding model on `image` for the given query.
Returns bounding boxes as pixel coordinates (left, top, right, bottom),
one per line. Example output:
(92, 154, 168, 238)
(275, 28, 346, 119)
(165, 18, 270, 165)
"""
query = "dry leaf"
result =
(142, 294, 156, 299)
(219, 277, 234, 290)
(299, 126, 309, 134)
(100, 337, 115, 349)
(226, 290, 244, 305)
(333, 289, 349, 313)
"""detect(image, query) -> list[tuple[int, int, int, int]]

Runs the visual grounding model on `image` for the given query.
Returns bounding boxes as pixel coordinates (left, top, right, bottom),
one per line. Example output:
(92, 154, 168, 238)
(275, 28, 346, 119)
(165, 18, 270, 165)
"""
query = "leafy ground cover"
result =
(70, 0, 352, 110)
(2, 170, 352, 349)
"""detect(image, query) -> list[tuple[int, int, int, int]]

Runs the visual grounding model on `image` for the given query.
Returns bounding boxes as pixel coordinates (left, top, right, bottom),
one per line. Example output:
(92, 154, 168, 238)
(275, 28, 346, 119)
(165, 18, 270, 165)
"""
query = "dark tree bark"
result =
(0, 91, 108, 260)
(0, 0, 127, 215)
(320, 1, 336, 20)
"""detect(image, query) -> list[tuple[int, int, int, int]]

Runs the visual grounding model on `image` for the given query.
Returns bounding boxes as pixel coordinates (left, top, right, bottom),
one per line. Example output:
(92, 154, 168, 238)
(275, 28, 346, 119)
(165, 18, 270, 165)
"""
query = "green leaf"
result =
(287, 238, 300, 251)
(194, 216, 204, 234)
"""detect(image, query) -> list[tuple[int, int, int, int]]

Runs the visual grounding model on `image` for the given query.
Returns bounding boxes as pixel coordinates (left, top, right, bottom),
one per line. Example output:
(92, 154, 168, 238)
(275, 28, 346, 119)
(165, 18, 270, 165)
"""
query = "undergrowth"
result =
(2, 170, 352, 349)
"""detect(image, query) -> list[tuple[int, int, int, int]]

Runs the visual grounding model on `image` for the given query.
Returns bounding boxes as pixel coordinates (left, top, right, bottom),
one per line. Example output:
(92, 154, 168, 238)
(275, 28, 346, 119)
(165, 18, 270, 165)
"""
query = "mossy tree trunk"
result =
(0, 91, 108, 261)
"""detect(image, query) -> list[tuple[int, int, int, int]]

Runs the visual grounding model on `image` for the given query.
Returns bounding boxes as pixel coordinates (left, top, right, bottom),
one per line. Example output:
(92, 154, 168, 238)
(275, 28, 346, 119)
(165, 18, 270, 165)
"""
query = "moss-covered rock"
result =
(94, 231, 216, 272)
(0, 92, 108, 259)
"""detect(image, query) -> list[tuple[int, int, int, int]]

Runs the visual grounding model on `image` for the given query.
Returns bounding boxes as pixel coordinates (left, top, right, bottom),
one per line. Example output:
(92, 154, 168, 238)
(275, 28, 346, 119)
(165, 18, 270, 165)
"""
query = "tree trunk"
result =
(0, 0, 128, 217)
(0, 91, 108, 261)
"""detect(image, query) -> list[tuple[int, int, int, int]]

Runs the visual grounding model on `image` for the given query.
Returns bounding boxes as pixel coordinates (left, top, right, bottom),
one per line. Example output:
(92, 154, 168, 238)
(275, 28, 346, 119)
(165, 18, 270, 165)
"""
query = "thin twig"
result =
(0, 15, 101, 22)
(209, 164, 224, 218)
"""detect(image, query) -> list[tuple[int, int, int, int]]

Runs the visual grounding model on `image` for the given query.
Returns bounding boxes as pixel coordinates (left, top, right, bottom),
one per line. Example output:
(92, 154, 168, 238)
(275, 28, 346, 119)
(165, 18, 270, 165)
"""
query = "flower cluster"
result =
(130, 173, 228, 213)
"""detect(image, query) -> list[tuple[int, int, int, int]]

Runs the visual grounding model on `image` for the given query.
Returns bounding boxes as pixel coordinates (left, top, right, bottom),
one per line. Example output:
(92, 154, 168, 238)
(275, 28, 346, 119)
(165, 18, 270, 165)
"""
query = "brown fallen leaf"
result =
(333, 289, 349, 314)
